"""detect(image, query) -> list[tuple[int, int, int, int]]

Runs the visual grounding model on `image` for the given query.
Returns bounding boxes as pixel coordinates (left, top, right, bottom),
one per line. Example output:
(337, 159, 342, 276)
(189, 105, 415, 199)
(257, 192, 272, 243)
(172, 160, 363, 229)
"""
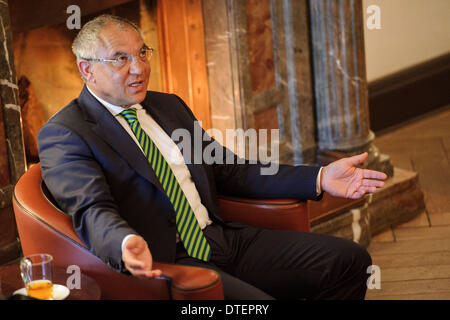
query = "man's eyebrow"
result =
(111, 51, 128, 57)
(110, 45, 148, 57)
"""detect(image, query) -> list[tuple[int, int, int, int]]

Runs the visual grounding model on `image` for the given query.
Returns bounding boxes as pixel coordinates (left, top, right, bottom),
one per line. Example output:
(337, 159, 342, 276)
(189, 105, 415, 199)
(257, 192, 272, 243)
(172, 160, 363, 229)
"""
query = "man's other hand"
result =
(122, 235, 162, 278)
(321, 152, 387, 199)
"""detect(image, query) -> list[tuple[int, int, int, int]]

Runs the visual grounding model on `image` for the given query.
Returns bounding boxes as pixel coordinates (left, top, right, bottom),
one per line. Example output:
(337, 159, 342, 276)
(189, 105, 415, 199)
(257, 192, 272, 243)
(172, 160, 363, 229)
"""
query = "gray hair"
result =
(72, 14, 144, 81)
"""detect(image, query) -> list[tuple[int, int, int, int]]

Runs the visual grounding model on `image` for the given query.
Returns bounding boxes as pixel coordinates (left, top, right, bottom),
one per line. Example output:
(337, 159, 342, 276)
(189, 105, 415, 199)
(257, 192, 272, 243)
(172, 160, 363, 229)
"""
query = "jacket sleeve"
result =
(38, 122, 137, 272)
(173, 95, 323, 201)
(210, 140, 323, 201)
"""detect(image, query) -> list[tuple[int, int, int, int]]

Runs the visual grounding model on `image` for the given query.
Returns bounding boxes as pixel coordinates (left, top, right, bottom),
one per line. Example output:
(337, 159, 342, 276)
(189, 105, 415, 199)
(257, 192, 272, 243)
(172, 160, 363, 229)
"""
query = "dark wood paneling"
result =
(369, 52, 450, 134)
(0, 207, 16, 248)
(9, 0, 134, 34)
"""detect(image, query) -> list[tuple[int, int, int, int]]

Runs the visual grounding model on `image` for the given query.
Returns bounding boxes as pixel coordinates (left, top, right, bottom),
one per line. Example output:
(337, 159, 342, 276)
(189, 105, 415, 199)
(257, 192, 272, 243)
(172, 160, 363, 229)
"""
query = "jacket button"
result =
(169, 217, 176, 226)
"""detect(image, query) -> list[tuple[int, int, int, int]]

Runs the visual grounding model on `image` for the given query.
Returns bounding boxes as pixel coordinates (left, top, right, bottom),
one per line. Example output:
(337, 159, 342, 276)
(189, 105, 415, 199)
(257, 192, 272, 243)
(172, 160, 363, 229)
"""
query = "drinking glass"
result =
(20, 254, 53, 300)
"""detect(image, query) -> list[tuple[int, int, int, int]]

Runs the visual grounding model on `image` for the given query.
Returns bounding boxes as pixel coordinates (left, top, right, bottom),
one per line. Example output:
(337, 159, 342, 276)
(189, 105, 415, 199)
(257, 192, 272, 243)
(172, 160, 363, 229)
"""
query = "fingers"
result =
(129, 267, 163, 278)
(361, 178, 385, 188)
(363, 169, 388, 180)
(124, 255, 163, 278)
(122, 236, 162, 278)
(348, 152, 368, 165)
(135, 267, 162, 278)
(350, 191, 365, 199)
(150, 269, 163, 277)
(122, 250, 147, 273)
(124, 256, 145, 270)
(349, 185, 378, 199)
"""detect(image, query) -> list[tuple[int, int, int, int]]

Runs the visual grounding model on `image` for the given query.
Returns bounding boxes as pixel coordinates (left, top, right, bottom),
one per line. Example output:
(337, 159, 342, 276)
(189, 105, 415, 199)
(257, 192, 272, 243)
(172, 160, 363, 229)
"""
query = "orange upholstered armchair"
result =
(12, 164, 309, 300)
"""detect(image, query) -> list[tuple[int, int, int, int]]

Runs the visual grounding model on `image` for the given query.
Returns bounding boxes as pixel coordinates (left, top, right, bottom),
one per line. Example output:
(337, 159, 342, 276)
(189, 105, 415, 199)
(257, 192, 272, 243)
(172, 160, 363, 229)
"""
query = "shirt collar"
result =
(86, 85, 142, 116)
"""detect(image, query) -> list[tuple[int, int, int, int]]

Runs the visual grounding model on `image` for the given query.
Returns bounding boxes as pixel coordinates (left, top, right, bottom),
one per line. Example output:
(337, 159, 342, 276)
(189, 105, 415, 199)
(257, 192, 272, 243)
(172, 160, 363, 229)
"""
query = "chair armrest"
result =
(218, 195, 310, 232)
(153, 262, 223, 300)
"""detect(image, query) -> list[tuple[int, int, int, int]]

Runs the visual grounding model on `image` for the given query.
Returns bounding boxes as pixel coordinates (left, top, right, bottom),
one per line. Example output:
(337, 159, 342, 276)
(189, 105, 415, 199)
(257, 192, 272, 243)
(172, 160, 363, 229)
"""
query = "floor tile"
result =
(429, 212, 450, 226)
(365, 278, 450, 298)
(371, 228, 395, 243)
(368, 238, 450, 255)
(395, 211, 430, 228)
(371, 251, 450, 268)
(394, 225, 450, 241)
(378, 265, 450, 282)
(366, 292, 450, 300)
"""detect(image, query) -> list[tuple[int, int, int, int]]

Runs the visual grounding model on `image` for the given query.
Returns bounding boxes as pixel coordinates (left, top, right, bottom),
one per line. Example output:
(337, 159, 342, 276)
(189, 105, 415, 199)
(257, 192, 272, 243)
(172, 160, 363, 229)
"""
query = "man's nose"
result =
(129, 57, 149, 74)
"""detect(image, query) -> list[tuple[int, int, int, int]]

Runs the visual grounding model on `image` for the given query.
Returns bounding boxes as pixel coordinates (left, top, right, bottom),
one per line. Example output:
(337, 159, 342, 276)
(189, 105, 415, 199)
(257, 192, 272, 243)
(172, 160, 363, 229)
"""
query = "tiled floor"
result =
(365, 106, 450, 300)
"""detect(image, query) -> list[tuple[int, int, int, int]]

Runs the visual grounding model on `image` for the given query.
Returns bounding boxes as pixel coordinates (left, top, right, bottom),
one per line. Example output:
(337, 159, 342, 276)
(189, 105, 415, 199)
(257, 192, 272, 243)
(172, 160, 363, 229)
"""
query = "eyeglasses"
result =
(83, 45, 153, 68)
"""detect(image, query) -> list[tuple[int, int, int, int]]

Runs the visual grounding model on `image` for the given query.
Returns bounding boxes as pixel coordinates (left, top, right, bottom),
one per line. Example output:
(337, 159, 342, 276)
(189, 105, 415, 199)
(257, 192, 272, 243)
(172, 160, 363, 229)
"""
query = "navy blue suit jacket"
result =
(38, 86, 322, 271)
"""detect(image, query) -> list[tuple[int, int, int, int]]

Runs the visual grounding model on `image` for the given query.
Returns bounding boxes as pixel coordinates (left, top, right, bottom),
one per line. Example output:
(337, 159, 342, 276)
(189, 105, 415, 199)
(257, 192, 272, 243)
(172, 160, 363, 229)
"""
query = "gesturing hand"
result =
(122, 235, 162, 278)
(321, 152, 387, 199)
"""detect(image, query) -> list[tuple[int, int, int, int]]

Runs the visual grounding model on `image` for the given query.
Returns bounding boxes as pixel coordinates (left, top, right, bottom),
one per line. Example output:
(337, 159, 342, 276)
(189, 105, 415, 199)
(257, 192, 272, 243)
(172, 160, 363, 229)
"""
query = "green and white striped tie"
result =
(120, 108, 211, 261)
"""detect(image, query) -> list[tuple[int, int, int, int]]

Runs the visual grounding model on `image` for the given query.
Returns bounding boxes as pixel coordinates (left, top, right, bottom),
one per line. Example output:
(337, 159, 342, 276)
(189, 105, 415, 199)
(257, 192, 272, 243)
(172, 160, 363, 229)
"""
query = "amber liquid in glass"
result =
(26, 280, 53, 300)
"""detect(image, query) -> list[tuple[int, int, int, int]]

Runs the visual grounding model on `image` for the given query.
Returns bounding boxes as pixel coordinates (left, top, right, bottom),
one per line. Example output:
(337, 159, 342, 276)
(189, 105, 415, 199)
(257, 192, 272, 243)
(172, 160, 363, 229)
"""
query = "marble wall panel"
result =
(253, 105, 279, 132)
(245, 0, 276, 94)
(0, 96, 10, 187)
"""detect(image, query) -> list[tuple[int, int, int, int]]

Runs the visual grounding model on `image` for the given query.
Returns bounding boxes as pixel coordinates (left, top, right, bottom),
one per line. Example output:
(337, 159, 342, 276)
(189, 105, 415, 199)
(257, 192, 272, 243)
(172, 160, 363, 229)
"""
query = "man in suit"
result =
(38, 14, 387, 299)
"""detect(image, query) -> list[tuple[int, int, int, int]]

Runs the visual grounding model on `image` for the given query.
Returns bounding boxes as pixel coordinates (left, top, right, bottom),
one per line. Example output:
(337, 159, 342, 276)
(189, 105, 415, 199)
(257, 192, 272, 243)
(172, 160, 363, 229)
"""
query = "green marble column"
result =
(309, 0, 393, 176)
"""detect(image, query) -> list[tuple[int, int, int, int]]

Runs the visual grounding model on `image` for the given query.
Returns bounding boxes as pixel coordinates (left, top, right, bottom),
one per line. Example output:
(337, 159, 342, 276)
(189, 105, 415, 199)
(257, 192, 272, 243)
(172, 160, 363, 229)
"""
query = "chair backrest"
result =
(12, 164, 173, 299)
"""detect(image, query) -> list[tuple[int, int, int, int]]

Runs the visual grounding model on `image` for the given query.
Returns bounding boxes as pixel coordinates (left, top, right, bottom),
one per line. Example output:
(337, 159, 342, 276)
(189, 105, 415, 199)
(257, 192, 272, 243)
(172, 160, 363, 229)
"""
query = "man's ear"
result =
(78, 60, 95, 83)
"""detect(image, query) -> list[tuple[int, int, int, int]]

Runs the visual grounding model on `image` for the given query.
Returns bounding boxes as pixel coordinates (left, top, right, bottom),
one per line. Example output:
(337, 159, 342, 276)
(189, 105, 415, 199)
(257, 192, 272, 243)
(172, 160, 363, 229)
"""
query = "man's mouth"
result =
(129, 80, 144, 88)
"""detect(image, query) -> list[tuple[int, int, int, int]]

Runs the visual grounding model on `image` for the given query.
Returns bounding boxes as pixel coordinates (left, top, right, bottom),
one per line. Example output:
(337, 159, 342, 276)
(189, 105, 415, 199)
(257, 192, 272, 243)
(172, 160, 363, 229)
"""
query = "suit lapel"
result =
(141, 95, 218, 214)
(77, 86, 164, 193)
